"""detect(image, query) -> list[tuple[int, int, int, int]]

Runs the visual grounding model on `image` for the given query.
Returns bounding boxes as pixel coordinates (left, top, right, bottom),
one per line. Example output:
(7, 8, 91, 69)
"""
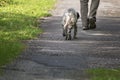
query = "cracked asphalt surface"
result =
(0, 0, 120, 80)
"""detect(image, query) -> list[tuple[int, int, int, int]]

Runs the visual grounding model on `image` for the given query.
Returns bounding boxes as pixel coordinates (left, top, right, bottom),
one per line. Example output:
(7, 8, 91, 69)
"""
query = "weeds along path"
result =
(0, 0, 55, 67)
(0, 0, 120, 80)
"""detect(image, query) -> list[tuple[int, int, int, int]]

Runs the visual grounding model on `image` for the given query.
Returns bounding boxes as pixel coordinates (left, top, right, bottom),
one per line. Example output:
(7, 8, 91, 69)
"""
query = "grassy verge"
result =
(0, 40, 24, 66)
(88, 68, 120, 80)
(0, 0, 56, 66)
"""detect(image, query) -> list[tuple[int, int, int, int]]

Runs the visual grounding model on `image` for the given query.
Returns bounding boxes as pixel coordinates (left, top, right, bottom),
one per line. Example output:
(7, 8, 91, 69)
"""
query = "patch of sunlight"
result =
(34, 40, 66, 43)
(41, 49, 75, 53)
(90, 33, 112, 36)
(81, 31, 112, 36)
(100, 47, 120, 49)
(35, 79, 73, 80)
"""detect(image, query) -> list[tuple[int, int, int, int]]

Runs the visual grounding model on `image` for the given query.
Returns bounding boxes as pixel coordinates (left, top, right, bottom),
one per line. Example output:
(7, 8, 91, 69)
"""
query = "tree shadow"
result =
(96, 16, 120, 32)
(39, 16, 120, 41)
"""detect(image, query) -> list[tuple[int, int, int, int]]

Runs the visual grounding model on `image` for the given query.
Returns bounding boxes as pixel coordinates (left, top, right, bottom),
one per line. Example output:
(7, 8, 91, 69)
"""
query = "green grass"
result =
(0, 40, 24, 66)
(88, 68, 120, 80)
(0, 0, 56, 66)
(0, 0, 13, 6)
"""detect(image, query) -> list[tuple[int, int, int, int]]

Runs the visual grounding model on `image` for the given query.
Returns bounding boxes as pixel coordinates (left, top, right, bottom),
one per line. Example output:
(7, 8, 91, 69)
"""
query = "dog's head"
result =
(67, 8, 80, 20)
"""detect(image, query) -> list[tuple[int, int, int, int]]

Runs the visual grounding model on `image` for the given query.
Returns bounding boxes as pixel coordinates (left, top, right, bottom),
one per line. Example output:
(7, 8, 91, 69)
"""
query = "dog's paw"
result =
(65, 35, 71, 40)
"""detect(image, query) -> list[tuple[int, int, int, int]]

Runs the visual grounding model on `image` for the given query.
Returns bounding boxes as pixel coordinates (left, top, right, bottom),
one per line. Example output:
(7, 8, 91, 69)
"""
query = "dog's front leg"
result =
(66, 28, 72, 40)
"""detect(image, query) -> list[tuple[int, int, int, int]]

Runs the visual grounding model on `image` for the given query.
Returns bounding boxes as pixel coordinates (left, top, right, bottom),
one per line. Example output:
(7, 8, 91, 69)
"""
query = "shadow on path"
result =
(0, 15, 120, 80)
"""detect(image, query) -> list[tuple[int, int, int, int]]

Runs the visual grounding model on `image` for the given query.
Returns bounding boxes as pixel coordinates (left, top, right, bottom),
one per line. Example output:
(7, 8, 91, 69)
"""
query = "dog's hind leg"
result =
(62, 28, 66, 37)
(73, 24, 77, 39)
(65, 27, 68, 40)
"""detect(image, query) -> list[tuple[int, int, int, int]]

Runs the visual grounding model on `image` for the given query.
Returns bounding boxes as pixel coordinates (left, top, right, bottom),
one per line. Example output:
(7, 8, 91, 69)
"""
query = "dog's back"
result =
(62, 8, 79, 27)
(62, 8, 79, 40)
(62, 8, 79, 29)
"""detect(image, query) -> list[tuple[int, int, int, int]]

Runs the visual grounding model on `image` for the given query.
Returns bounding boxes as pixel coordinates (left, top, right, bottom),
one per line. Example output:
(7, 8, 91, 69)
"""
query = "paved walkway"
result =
(0, 0, 120, 80)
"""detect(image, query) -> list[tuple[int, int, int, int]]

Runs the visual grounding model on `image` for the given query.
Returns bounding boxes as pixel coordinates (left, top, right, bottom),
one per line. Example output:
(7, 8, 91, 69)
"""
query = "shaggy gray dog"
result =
(62, 8, 79, 40)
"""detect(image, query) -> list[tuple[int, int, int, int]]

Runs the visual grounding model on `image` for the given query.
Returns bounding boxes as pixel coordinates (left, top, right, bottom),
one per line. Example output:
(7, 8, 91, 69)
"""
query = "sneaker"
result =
(83, 26, 89, 30)
(89, 17, 96, 29)
(82, 18, 90, 30)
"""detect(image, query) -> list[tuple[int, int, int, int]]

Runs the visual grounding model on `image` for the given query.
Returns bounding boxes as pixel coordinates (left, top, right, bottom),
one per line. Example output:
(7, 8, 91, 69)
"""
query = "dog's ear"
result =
(76, 12, 80, 19)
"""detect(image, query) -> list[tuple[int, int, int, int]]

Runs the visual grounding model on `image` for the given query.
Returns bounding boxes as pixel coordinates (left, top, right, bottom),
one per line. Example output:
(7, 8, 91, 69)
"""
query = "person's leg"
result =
(89, 0, 100, 29)
(80, 0, 89, 30)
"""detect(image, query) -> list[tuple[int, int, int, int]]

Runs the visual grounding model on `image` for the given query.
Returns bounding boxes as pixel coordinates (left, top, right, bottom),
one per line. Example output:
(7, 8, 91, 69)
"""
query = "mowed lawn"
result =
(0, 0, 56, 66)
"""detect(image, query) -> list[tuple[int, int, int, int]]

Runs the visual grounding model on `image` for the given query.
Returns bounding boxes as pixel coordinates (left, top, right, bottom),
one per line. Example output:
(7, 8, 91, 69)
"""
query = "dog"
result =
(62, 8, 80, 40)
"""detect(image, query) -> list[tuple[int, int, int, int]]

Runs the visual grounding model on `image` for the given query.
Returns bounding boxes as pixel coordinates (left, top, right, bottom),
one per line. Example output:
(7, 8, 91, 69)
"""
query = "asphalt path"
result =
(0, 0, 120, 80)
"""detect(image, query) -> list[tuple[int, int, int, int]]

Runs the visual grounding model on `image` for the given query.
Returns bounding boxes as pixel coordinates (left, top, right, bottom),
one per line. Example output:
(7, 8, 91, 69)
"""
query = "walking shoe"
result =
(82, 19, 89, 30)
(89, 17, 96, 29)
(82, 26, 89, 30)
